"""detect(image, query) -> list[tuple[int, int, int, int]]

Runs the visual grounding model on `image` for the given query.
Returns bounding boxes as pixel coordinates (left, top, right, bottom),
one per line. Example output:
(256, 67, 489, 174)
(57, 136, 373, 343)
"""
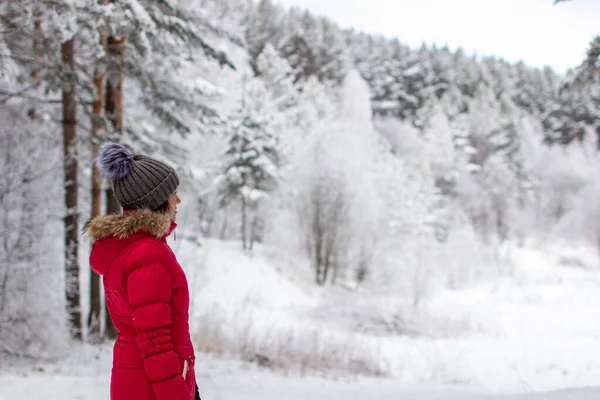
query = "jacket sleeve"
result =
(127, 258, 190, 400)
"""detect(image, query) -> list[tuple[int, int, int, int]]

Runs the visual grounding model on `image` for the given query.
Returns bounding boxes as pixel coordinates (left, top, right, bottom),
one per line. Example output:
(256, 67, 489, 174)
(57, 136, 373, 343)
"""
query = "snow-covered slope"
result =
(161, 235, 600, 393)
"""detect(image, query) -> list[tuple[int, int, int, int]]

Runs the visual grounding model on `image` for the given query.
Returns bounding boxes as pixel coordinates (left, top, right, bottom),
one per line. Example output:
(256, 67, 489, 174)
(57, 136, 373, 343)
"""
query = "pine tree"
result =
(215, 78, 281, 249)
(348, 34, 436, 122)
(542, 82, 599, 148)
(452, 49, 482, 98)
(102, 0, 236, 138)
(452, 85, 525, 242)
(255, 42, 298, 113)
(245, 0, 284, 75)
(542, 36, 600, 149)
(278, 9, 321, 83)
(103, 0, 125, 339)
(316, 17, 348, 83)
(352, 36, 406, 117)
(276, 10, 348, 84)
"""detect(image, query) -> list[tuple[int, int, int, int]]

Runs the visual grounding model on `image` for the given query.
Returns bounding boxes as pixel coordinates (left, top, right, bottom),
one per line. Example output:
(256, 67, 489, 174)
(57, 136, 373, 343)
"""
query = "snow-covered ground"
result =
(172, 237, 600, 393)
(1, 347, 598, 400)
(4, 238, 600, 399)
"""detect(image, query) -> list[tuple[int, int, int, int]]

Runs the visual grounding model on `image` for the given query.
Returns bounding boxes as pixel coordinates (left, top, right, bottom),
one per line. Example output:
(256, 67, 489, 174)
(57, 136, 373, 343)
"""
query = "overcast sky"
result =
(275, 0, 600, 74)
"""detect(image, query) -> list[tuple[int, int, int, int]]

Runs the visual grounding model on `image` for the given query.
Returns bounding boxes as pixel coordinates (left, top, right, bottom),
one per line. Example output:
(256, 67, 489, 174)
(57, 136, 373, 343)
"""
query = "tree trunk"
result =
(28, 13, 42, 120)
(105, 36, 125, 137)
(313, 215, 325, 285)
(104, 35, 125, 220)
(88, 31, 107, 342)
(103, 30, 125, 340)
(62, 38, 81, 340)
(241, 197, 247, 250)
(249, 205, 263, 251)
(219, 205, 229, 239)
(249, 206, 255, 251)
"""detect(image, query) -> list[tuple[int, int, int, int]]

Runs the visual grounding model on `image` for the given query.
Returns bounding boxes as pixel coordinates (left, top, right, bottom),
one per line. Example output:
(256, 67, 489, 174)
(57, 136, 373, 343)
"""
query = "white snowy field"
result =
(4, 237, 600, 399)
(172, 237, 600, 393)
(0, 347, 599, 400)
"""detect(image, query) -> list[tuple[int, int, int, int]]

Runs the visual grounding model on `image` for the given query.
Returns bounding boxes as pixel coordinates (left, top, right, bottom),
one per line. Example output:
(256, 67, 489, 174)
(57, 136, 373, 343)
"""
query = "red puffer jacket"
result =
(87, 210, 196, 400)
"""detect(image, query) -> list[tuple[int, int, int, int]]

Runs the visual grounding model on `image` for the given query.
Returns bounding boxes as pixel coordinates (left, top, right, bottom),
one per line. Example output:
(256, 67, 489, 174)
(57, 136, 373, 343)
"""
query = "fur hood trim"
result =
(85, 210, 172, 242)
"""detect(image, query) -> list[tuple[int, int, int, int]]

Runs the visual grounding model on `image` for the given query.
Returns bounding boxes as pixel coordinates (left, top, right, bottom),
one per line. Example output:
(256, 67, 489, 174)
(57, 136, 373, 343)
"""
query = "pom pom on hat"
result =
(96, 142, 134, 181)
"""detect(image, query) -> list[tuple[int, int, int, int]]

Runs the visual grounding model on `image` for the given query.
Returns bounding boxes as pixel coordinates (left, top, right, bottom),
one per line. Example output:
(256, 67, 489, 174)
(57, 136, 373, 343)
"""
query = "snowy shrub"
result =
(191, 305, 385, 377)
(455, 159, 516, 244)
(527, 144, 594, 240)
(281, 127, 384, 286)
(557, 167, 600, 253)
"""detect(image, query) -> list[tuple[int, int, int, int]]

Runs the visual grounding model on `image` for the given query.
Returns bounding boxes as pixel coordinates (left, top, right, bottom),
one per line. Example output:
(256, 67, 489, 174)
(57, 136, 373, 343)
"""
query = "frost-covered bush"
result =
(191, 304, 385, 377)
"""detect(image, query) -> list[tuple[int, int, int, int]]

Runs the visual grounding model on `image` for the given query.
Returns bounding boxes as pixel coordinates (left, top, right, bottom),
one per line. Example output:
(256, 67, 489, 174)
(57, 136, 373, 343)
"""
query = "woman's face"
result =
(167, 192, 181, 222)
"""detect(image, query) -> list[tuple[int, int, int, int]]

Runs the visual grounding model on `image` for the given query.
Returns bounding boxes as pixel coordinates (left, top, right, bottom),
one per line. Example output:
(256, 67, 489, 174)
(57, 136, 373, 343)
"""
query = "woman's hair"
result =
(153, 199, 170, 213)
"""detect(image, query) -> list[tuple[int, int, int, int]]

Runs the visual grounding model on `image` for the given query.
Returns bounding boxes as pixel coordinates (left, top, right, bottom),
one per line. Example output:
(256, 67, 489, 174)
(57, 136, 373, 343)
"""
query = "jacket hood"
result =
(85, 210, 176, 276)
(85, 210, 173, 243)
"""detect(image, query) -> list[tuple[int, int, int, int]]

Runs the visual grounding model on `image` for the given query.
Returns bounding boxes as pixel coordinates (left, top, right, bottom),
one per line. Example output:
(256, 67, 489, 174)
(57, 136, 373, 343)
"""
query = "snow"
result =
(1, 345, 599, 400)
(175, 239, 316, 314)
(160, 237, 600, 395)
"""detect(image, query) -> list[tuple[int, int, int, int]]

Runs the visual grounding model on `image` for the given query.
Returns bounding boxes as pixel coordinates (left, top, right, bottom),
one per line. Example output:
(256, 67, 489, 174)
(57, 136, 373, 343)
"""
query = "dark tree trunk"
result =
(103, 27, 126, 340)
(88, 31, 107, 342)
(28, 13, 41, 120)
(312, 199, 325, 286)
(62, 38, 81, 340)
(104, 35, 125, 220)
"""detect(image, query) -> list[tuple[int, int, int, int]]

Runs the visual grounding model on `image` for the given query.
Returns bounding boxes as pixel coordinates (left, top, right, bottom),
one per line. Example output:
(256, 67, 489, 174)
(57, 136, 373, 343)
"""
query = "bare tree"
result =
(296, 165, 352, 285)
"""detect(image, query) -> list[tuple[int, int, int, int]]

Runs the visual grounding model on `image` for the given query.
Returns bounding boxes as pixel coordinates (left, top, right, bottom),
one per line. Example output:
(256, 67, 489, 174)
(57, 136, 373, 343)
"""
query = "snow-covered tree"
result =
(543, 49, 600, 150)
(293, 76, 335, 134)
(215, 78, 282, 249)
(1, 0, 239, 343)
(245, 0, 285, 75)
(255, 42, 298, 113)
(450, 85, 527, 243)
(0, 99, 66, 357)
(277, 9, 348, 84)
(291, 137, 353, 285)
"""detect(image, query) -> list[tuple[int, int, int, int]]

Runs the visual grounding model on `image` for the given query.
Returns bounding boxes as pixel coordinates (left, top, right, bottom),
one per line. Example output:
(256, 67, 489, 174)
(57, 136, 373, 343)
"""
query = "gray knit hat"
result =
(96, 142, 179, 210)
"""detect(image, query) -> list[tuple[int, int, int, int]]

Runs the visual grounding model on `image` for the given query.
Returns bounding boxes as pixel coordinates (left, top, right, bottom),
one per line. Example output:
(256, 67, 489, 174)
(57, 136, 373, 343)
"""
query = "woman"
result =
(86, 142, 200, 400)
